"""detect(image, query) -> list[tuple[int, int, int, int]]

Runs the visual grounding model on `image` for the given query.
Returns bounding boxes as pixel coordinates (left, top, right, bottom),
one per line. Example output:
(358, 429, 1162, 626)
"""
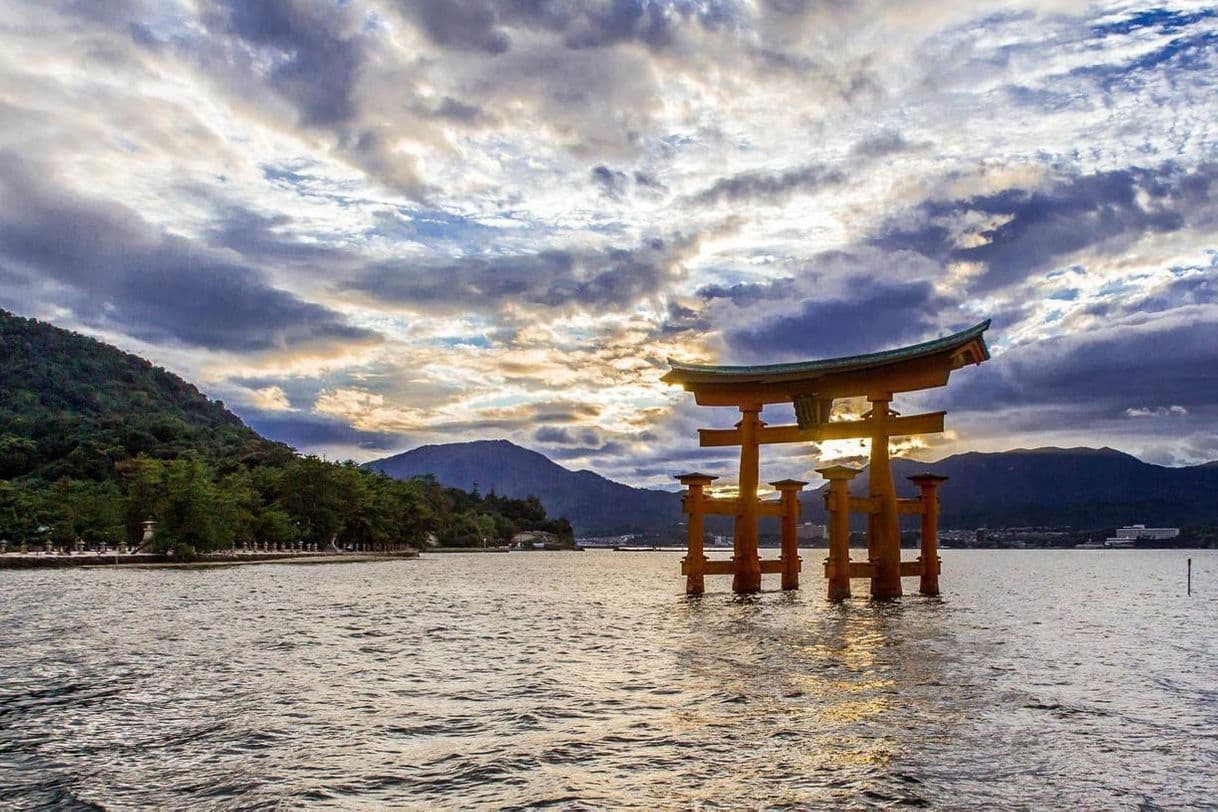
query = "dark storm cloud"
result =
(725, 279, 956, 360)
(205, 0, 367, 127)
(591, 165, 629, 199)
(204, 206, 354, 268)
(688, 163, 845, 206)
(401, 0, 509, 53)
(0, 155, 378, 353)
(345, 236, 694, 313)
(657, 299, 711, 336)
(872, 162, 1218, 292)
(431, 96, 488, 124)
(697, 278, 792, 305)
(943, 316, 1218, 422)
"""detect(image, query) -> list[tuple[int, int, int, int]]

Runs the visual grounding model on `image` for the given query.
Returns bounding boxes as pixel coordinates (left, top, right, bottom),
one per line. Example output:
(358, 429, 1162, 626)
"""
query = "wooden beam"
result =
(690, 559, 734, 575)
(897, 498, 926, 515)
(822, 559, 929, 578)
(695, 497, 785, 516)
(848, 496, 879, 514)
(698, 412, 946, 447)
(686, 558, 796, 576)
(701, 498, 740, 515)
(759, 501, 784, 517)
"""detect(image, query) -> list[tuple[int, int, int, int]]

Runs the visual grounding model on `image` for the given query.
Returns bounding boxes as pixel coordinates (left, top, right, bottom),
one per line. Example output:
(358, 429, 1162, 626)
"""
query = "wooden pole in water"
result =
(818, 465, 859, 601)
(733, 405, 763, 594)
(909, 473, 948, 596)
(771, 479, 807, 590)
(1187, 557, 1191, 596)
(677, 473, 716, 596)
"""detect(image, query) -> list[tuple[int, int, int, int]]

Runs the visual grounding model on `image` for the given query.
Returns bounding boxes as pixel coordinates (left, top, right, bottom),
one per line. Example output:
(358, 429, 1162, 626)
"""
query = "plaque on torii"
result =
(663, 320, 991, 599)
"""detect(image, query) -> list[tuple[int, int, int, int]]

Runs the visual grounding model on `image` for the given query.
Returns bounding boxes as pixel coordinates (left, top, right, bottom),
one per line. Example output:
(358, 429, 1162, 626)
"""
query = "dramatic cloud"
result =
(345, 235, 698, 314)
(1, 0, 1215, 483)
(873, 163, 1218, 292)
(688, 164, 846, 206)
(0, 154, 378, 354)
(725, 279, 959, 360)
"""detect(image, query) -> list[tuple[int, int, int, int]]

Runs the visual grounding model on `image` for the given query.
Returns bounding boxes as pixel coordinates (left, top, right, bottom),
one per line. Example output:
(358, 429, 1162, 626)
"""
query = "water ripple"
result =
(0, 550, 1215, 808)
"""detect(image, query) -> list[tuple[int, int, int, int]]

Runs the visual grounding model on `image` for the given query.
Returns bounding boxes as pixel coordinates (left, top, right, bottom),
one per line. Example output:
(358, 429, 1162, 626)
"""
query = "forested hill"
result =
(0, 308, 289, 480)
(0, 310, 571, 552)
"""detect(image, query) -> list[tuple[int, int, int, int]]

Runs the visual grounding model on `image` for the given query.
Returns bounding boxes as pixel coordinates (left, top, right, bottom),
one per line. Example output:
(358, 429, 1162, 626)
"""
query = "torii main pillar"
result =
(732, 405, 763, 593)
(867, 394, 902, 599)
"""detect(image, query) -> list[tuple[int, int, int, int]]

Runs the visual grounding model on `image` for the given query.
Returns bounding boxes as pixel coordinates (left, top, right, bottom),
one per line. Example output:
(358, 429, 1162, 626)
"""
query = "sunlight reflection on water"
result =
(1, 549, 1215, 808)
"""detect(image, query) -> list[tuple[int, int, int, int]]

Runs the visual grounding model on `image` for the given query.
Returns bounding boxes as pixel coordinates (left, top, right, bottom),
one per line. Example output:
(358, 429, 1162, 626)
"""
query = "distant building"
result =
(1104, 524, 1179, 547)
(797, 523, 827, 541)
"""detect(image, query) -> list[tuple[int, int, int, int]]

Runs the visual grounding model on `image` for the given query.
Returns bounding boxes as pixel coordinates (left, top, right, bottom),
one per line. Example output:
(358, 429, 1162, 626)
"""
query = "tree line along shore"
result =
(0, 309, 572, 559)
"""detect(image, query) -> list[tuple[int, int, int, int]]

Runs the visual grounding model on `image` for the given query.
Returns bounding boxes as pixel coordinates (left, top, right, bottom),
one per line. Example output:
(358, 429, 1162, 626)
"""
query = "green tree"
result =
(120, 455, 164, 545)
(159, 455, 222, 554)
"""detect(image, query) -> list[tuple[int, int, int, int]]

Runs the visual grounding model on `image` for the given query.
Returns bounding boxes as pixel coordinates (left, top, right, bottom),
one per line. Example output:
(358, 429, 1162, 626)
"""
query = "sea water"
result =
(1, 549, 1215, 808)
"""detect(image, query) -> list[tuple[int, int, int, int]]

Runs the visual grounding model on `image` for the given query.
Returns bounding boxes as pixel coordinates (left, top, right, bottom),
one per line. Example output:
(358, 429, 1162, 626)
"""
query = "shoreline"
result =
(0, 550, 419, 570)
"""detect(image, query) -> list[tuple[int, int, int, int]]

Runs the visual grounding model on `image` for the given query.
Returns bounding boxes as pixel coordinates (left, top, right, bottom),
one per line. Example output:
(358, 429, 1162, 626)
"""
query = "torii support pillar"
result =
(677, 473, 717, 596)
(819, 465, 859, 601)
(908, 474, 948, 596)
(867, 395, 902, 599)
(771, 479, 807, 590)
(732, 405, 764, 594)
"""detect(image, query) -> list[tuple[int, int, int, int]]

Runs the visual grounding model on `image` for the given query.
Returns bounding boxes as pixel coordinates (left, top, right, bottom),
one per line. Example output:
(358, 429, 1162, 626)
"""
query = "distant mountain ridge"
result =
(364, 440, 681, 535)
(367, 440, 1218, 534)
(855, 446, 1218, 529)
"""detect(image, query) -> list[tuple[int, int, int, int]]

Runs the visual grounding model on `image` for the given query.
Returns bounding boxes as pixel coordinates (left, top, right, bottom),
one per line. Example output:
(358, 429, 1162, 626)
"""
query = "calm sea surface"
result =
(1, 550, 1215, 810)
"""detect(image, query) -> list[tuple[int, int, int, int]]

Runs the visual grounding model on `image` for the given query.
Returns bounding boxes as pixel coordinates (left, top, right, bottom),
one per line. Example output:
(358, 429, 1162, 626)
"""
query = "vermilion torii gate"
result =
(663, 321, 991, 599)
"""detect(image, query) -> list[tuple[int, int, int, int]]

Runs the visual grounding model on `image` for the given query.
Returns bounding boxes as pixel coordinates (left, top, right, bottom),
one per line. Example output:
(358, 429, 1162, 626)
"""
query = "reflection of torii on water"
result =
(662, 321, 991, 599)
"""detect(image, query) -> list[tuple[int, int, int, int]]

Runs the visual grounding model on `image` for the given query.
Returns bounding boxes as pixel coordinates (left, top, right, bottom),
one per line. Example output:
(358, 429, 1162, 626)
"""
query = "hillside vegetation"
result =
(0, 310, 570, 553)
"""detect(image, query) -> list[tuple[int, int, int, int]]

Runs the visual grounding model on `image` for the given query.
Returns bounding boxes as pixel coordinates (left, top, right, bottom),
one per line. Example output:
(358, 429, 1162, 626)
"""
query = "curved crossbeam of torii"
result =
(663, 320, 991, 599)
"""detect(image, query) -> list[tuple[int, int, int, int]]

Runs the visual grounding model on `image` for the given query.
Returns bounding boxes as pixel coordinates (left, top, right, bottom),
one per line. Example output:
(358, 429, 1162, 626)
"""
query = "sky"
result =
(1, 0, 1216, 490)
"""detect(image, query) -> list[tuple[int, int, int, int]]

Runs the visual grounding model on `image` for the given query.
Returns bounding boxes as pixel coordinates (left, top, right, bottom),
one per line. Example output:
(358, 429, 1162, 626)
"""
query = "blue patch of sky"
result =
(1096, 278, 1136, 297)
(1091, 8, 1217, 38)
(375, 207, 505, 245)
(1045, 265, 1087, 280)
(260, 162, 381, 208)
(427, 335, 493, 349)
(1067, 29, 1218, 92)
(1047, 288, 1080, 301)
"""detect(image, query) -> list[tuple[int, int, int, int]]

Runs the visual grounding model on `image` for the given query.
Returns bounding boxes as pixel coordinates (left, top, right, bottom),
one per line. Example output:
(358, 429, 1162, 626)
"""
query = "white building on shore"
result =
(1104, 524, 1180, 547)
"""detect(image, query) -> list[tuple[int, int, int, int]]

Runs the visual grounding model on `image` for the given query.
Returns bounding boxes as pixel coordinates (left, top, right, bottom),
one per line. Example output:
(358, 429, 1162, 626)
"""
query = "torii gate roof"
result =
(663, 320, 991, 405)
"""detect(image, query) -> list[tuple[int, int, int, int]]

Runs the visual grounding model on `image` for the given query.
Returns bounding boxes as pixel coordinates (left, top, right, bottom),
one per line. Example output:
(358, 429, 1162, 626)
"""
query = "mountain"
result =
(369, 439, 1218, 535)
(830, 446, 1218, 529)
(365, 440, 682, 535)
(0, 309, 290, 481)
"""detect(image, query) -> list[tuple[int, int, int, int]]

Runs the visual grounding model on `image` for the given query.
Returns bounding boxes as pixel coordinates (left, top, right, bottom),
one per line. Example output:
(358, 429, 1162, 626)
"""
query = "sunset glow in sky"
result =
(2, 1, 1216, 486)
